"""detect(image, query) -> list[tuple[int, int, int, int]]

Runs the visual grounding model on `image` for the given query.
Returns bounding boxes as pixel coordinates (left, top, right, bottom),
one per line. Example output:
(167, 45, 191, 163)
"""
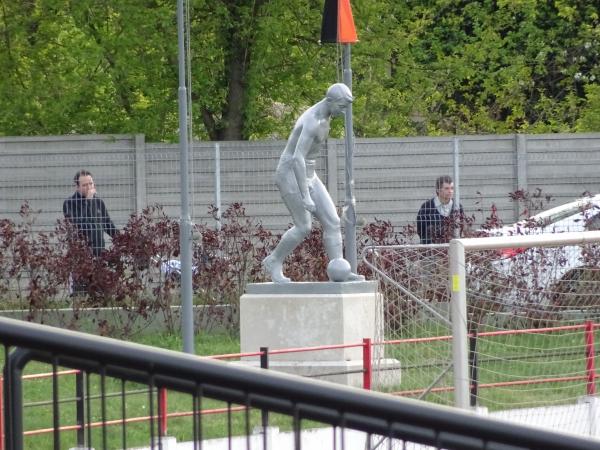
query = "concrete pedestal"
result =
(240, 281, 400, 386)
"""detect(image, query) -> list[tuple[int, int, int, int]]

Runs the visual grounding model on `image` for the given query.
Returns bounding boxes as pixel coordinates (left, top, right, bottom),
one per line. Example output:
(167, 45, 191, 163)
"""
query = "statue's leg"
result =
(263, 192, 312, 283)
(310, 180, 343, 260)
(311, 178, 365, 281)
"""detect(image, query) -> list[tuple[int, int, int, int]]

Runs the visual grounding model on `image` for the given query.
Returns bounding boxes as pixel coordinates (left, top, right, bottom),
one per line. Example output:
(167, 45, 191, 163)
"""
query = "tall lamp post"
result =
(176, 0, 194, 354)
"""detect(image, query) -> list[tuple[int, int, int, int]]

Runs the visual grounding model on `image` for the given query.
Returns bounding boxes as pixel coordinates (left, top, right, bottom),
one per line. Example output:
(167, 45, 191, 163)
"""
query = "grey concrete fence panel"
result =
(2, 133, 600, 237)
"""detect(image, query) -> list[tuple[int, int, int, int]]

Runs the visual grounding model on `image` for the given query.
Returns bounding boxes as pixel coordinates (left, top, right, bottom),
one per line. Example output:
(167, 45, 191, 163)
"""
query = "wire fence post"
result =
(469, 330, 478, 407)
(0, 375, 4, 450)
(585, 321, 596, 396)
(362, 338, 372, 390)
(214, 142, 221, 231)
(75, 371, 85, 447)
(453, 136, 461, 239)
(260, 347, 269, 431)
(159, 388, 168, 437)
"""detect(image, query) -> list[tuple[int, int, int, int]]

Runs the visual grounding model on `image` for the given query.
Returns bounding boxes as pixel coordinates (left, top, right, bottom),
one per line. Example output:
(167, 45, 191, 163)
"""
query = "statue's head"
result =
(325, 83, 353, 116)
(326, 83, 353, 103)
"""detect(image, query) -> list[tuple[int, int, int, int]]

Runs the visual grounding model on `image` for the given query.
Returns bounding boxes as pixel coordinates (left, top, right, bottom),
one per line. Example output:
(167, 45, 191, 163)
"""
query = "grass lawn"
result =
(381, 324, 596, 409)
(134, 330, 241, 356)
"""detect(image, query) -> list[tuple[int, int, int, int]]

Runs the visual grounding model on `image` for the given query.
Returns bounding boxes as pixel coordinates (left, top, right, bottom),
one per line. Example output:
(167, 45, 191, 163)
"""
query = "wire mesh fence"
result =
(363, 229, 600, 437)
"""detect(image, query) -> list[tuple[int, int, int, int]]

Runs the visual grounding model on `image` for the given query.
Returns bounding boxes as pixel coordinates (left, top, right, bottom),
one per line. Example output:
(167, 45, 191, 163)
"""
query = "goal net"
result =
(364, 230, 600, 437)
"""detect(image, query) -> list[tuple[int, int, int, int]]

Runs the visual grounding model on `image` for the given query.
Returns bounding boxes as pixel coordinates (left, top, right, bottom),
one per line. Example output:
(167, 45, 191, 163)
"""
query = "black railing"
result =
(1, 316, 599, 450)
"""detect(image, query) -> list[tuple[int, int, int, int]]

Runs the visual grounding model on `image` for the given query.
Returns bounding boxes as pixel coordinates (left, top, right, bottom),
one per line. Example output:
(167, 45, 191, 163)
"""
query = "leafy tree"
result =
(0, 0, 179, 139)
(0, 0, 598, 140)
(384, 0, 600, 134)
(577, 84, 600, 131)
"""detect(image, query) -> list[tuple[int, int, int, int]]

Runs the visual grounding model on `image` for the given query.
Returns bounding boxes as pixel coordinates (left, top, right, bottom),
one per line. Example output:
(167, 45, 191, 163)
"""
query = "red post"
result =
(0, 377, 4, 450)
(362, 338, 372, 390)
(585, 321, 596, 396)
(159, 388, 168, 436)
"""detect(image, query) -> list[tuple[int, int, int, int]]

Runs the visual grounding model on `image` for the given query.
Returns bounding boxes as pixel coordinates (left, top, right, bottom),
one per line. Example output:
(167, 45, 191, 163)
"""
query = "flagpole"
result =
(320, 0, 359, 272)
(342, 43, 358, 273)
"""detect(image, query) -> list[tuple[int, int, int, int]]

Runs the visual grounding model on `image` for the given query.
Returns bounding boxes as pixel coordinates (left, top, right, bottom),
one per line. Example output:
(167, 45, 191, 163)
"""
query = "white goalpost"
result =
(449, 230, 600, 409)
(365, 230, 600, 439)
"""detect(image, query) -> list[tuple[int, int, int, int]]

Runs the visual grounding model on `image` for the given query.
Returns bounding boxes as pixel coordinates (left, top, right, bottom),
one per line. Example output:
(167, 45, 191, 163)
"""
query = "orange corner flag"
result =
(320, 0, 358, 44)
(338, 0, 358, 43)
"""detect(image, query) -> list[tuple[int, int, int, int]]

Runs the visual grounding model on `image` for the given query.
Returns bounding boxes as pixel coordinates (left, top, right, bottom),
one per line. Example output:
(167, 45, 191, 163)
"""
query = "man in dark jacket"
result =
(63, 169, 118, 256)
(63, 170, 118, 295)
(416, 175, 463, 244)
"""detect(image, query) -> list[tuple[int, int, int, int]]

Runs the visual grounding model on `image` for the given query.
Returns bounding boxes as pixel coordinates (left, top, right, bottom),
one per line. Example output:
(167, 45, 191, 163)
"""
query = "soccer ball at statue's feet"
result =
(327, 258, 352, 282)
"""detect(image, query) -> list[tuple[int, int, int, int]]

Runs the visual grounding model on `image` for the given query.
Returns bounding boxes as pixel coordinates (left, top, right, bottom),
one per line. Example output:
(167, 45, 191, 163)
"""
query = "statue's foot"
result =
(262, 254, 291, 283)
(344, 272, 365, 282)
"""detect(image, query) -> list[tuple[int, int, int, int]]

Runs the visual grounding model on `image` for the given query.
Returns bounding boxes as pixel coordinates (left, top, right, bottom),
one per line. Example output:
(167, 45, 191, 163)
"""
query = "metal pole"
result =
(453, 137, 461, 239)
(177, 0, 195, 354)
(362, 338, 372, 390)
(159, 388, 168, 436)
(585, 320, 596, 396)
(469, 330, 478, 407)
(260, 347, 269, 434)
(342, 44, 357, 272)
(75, 371, 85, 447)
(214, 143, 222, 231)
(449, 239, 469, 409)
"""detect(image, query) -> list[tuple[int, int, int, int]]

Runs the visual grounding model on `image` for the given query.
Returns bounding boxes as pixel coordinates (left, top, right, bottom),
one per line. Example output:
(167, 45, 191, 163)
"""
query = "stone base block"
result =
(241, 281, 379, 361)
(240, 281, 401, 386)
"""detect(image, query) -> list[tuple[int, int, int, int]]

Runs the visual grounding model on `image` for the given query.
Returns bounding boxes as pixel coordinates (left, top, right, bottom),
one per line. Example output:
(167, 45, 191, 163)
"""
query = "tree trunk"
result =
(220, 37, 247, 140)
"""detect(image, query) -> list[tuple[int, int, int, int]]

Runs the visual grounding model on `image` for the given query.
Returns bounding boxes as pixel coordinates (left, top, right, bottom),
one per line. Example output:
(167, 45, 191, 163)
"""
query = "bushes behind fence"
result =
(0, 202, 406, 337)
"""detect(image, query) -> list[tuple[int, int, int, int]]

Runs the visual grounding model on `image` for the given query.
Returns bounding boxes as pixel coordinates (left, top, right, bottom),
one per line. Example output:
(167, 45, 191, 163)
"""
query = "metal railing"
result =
(7, 327, 600, 442)
(2, 317, 600, 450)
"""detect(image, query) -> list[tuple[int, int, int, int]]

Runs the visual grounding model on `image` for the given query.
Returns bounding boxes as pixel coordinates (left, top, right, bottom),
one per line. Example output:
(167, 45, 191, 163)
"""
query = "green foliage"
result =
(0, 1, 598, 140)
(577, 84, 600, 131)
(0, 1, 179, 139)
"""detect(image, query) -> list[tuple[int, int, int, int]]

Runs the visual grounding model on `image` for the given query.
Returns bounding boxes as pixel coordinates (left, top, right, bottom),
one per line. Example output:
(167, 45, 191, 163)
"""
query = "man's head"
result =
(435, 175, 454, 204)
(325, 83, 353, 117)
(74, 169, 95, 198)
